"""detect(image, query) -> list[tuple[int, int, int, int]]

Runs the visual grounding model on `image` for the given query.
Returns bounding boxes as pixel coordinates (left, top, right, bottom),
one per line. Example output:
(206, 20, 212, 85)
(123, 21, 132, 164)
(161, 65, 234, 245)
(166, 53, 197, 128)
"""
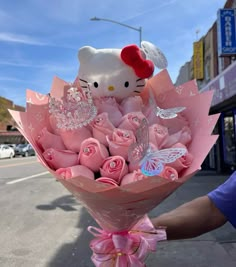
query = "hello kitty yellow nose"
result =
(108, 85, 115, 91)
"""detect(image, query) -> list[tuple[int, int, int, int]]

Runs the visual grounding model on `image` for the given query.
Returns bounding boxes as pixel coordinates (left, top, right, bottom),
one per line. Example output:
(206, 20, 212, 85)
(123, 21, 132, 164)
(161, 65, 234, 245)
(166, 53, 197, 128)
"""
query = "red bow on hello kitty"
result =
(121, 45, 154, 79)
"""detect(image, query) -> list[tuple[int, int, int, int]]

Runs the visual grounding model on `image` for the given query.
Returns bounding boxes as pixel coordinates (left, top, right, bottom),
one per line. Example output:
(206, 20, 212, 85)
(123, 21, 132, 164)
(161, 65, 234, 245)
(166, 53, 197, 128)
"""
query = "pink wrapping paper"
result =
(9, 70, 219, 234)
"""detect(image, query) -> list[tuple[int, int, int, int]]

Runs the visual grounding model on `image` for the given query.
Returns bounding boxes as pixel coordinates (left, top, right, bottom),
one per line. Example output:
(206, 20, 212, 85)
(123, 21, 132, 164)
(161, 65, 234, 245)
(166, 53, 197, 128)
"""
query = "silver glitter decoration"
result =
(49, 86, 97, 130)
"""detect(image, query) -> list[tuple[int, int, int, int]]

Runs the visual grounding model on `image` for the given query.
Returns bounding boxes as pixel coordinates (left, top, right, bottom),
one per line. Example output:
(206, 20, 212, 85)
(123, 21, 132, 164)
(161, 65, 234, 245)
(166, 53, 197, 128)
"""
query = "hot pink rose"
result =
(106, 129, 136, 160)
(60, 127, 92, 152)
(96, 177, 119, 187)
(162, 126, 192, 148)
(79, 138, 109, 172)
(94, 97, 122, 127)
(100, 156, 128, 184)
(36, 127, 66, 151)
(120, 169, 148, 185)
(118, 112, 146, 132)
(159, 166, 179, 181)
(56, 165, 94, 180)
(43, 148, 78, 170)
(120, 96, 143, 115)
(91, 113, 115, 146)
(167, 143, 193, 173)
(149, 124, 169, 149)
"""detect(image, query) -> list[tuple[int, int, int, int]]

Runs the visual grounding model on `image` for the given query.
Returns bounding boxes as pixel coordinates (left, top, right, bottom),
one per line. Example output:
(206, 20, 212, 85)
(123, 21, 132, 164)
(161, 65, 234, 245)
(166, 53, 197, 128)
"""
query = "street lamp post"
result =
(90, 17, 142, 47)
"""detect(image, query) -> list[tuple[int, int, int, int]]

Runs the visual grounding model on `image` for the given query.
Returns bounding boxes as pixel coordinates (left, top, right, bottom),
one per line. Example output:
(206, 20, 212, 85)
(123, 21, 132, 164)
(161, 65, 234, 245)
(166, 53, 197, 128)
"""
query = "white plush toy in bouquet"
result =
(9, 40, 219, 266)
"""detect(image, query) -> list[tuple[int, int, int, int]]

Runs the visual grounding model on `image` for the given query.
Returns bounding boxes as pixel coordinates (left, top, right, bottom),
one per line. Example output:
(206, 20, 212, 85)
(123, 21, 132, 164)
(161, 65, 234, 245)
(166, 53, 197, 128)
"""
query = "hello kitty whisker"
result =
(136, 78, 143, 82)
(79, 78, 88, 83)
(136, 85, 145, 87)
(133, 90, 141, 93)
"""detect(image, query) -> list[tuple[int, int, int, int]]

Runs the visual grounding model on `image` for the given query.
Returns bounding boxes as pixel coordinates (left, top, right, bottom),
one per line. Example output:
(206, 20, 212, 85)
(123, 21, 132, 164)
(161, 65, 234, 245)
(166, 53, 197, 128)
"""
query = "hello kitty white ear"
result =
(78, 46, 97, 64)
(141, 41, 168, 69)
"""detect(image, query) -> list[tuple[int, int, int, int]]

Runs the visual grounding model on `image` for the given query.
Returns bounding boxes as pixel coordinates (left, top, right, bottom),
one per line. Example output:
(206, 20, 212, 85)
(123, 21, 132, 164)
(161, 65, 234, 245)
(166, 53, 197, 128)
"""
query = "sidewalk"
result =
(147, 171, 236, 267)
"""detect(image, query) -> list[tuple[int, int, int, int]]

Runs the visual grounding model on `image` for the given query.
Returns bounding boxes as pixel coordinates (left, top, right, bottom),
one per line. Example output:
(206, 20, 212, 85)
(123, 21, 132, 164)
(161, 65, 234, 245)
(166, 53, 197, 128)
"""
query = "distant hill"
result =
(0, 96, 25, 131)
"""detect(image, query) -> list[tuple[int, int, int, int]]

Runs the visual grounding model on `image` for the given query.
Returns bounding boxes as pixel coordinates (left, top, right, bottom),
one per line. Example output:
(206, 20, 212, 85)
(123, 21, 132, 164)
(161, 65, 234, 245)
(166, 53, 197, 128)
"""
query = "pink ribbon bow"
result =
(88, 215, 166, 267)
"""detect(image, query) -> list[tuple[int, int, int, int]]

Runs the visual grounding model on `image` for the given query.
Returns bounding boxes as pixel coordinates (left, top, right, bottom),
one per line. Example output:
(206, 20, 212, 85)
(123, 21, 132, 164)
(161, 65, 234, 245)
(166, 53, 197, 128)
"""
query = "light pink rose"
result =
(49, 115, 61, 135)
(159, 166, 179, 181)
(118, 112, 146, 132)
(91, 113, 115, 146)
(43, 148, 78, 170)
(36, 127, 66, 151)
(59, 127, 92, 152)
(100, 156, 128, 184)
(106, 129, 136, 160)
(143, 105, 160, 126)
(79, 138, 109, 172)
(167, 143, 193, 173)
(120, 169, 148, 185)
(96, 177, 119, 187)
(120, 96, 143, 115)
(149, 124, 169, 149)
(162, 126, 192, 148)
(160, 114, 189, 134)
(56, 165, 94, 180)
(94, 97, 123, 127)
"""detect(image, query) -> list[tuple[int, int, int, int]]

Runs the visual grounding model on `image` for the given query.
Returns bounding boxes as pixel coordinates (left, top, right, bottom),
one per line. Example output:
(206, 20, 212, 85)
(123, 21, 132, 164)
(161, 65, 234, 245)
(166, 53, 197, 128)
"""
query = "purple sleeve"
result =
(208, 171, 236, 228)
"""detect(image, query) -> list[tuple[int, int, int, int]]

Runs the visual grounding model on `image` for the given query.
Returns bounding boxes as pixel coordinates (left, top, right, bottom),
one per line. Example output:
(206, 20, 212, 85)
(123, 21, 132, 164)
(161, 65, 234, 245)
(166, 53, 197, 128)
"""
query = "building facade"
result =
(175, 0, 236, 173)
(0, 96, 26, 144)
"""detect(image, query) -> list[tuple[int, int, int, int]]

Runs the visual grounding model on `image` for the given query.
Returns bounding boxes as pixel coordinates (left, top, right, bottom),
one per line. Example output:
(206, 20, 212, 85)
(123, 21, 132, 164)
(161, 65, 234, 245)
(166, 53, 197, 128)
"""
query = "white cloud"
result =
(0, 32, 47, 45)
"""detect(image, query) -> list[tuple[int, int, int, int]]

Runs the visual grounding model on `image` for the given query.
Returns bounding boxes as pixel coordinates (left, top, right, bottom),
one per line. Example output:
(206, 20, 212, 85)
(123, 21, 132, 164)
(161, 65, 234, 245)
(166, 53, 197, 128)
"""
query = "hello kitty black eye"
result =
(124, 81, 129, 88)
(94, 82, 99, 88)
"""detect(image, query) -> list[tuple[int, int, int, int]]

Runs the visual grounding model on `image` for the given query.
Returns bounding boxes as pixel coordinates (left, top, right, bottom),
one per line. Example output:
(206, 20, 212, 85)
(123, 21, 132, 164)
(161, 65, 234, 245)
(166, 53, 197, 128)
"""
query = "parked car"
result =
(14, 144, 35, 157)
(0, 144, 15, 159)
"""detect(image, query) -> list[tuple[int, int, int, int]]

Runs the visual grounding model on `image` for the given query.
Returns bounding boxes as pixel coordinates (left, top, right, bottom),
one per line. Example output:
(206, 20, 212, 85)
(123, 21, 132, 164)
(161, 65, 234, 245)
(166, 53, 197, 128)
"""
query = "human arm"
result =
(151, 195, 227, 240)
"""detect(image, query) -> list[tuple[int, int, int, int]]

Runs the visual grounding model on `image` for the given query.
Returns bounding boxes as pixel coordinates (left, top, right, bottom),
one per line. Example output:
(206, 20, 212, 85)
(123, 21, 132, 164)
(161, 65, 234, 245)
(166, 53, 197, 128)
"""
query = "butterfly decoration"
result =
(149, 89, 186, 119)
(128, 118, 187, 176)
(141, 41, 168, 69)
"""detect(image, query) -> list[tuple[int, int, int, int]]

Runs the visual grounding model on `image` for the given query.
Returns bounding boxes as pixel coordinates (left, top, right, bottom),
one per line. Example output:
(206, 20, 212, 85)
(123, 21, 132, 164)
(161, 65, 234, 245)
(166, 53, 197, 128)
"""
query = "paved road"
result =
(0, 157, 236, 266)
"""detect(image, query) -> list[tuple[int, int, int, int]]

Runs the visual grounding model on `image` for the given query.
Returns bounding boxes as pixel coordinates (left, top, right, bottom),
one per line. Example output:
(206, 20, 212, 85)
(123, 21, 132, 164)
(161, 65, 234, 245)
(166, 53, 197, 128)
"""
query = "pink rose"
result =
(56, 165, 94, 180)
(143, 106, 160, 126)
(120, 169, 148, 185)
(106, 129, 136, 160)
(167, 143, 193, 173)
(60, 127, 92, 152)
(94, 97, 122, 126)
(149, 124, 169, 149)
(43, 148, 78, 170)
(160, 114, 189, 134)
(49, 115, 61, 135)
(118, 112, 146, 132)
(159, 166, 179, 181)
(79, 138, 109, 172)
(96, 177, 119, 187)
(91, 113, 115, 146)
(162, 126, 192, 148)
(100, 156, 128, 184)
(120, 96, 143, 115)
(36, 127, 66, 151)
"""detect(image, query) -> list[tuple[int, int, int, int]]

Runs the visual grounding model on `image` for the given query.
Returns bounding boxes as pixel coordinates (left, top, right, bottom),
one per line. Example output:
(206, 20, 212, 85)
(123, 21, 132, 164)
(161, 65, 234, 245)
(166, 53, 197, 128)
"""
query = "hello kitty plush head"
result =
(77, 44, 154, 101)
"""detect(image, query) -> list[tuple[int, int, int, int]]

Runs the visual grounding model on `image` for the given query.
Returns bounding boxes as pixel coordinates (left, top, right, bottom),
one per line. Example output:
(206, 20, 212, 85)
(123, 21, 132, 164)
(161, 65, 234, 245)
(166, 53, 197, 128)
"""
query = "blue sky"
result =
(0, 0, 226, 106)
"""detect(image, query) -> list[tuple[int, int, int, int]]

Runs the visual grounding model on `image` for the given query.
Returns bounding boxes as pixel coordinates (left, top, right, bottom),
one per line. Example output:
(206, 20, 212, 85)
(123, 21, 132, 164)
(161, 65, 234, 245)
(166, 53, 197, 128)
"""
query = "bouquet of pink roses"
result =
(10, 42, 219, 266)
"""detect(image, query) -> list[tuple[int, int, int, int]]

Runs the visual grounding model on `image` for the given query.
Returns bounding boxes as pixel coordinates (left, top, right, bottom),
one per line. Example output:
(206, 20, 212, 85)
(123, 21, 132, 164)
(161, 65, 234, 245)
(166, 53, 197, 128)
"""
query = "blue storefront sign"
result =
(217, 9, 236, 56)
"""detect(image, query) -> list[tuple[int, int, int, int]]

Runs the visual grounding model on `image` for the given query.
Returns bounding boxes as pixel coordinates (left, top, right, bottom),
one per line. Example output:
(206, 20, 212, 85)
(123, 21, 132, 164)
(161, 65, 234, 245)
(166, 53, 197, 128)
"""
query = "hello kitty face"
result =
(77, 45, 153, 101)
